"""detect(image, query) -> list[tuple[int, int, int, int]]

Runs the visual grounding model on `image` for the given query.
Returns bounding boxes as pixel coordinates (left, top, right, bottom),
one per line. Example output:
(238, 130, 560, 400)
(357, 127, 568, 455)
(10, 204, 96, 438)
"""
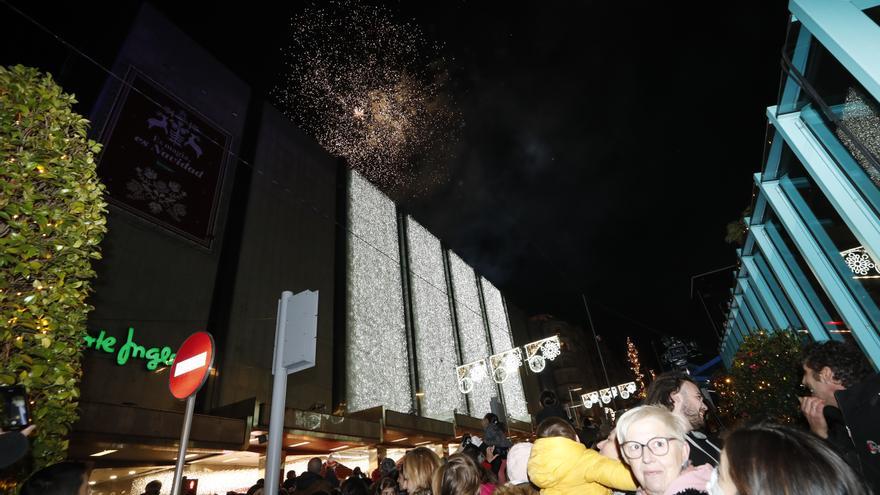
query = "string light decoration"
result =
(456, 359, 488, 394)
(523, 335, 562, 373)
(274, 0, 460, 197)
(581, 382, 637, 408)
(625, 337, 647, 398)
(488, 348, 523, 384)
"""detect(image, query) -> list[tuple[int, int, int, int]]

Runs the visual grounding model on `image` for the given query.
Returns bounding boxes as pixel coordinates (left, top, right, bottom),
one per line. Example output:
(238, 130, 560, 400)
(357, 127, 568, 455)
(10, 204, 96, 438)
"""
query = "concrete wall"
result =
(214, 103, 337, 410)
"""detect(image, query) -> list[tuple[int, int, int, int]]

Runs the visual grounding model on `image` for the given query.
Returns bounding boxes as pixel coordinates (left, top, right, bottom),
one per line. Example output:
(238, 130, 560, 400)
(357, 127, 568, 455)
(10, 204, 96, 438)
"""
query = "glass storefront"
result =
(777, 143, 876, 343)
(763, 207, 845, 339)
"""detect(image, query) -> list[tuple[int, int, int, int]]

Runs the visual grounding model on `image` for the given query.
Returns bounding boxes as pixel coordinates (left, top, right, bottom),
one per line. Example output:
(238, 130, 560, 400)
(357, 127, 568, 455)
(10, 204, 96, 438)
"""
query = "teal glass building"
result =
(721, 0, 880, 370)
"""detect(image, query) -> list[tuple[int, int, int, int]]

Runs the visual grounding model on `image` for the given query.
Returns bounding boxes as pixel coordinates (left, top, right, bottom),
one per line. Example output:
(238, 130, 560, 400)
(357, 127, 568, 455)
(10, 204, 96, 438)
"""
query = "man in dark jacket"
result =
(644, 371, 721, 467)
(800, 341, 880, 494)
(534, 390, 569, 426)
(282, 470, 297, 491)
(296, 458, 334, 495)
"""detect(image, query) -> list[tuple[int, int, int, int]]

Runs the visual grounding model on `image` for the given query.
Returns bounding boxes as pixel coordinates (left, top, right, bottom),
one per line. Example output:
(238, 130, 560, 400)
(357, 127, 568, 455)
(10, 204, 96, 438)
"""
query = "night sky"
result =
(3, 1, 792, 364)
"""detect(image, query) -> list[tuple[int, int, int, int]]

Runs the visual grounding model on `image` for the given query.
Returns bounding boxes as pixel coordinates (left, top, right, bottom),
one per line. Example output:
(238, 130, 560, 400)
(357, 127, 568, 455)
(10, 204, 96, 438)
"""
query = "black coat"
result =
(684, 430, 722, 468)
(830, 373, 880, 494)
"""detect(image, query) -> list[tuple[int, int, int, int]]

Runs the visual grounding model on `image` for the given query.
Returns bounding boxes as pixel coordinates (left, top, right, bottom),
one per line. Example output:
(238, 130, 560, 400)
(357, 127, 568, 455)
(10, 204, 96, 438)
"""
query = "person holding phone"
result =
(0, 424, 36, 469)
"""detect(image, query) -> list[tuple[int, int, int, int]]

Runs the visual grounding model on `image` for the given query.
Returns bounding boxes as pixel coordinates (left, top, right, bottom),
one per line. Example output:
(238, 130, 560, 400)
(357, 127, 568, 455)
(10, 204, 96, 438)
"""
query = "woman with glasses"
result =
(615, 405, 712, 495)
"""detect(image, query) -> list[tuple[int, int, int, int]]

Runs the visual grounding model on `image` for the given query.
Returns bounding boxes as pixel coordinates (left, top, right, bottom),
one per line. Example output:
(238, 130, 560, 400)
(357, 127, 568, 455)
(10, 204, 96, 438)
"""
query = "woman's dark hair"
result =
(483, 413, 499, 424)
(643, 371, 697, 411)
(373, 476, 398, 495)
(535, 416, 577, 441)
(724, 422, 870, 495)
(20, 461, 89, 495)
(459, 443, 498, 485)
(432, 454, 481, 495)
(539, 390, 558, 407)
(342, 478, 370, 495)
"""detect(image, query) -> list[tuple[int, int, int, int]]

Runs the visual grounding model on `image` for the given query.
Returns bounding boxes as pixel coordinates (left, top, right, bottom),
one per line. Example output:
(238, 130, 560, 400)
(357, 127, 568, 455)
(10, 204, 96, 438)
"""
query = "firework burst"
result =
(274, 1, 459, 197)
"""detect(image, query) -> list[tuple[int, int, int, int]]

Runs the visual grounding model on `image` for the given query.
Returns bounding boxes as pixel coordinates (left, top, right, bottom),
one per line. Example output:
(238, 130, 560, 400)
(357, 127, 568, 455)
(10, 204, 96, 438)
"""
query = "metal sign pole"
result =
(170, 395, 196, 495)
(265, 290, 319, 495)
(264, 293, 291, 495)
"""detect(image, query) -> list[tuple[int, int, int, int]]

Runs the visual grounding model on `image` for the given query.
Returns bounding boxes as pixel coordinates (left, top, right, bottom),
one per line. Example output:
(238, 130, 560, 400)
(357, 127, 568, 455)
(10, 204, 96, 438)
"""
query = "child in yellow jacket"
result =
(528, 417, 637, 495)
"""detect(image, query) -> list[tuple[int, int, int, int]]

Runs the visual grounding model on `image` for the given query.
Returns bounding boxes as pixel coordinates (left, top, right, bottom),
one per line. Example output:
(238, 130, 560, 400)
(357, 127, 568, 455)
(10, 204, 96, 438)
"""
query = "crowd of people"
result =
(7, 341, 879, 495)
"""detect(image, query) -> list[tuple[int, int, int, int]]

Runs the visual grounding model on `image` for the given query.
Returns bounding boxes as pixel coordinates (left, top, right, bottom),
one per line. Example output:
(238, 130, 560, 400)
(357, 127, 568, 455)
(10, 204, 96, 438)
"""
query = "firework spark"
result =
(273, 1, 459, 197)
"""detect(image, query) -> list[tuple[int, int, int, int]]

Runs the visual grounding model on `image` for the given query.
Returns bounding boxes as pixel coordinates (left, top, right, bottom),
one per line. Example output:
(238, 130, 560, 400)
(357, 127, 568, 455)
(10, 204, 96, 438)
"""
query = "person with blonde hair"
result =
(615, 405, 711, 495)
(528, 417, 636, 495)
(400, 447, 441, 495)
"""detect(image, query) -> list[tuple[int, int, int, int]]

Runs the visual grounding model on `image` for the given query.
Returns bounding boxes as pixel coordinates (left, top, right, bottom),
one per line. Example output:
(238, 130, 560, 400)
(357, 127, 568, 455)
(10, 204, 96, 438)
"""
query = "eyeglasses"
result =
(620, 437, 680, 459)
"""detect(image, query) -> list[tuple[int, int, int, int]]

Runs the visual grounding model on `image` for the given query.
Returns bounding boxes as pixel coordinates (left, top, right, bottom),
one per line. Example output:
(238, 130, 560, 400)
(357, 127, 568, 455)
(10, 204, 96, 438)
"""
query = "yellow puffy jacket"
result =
(527, 437, 637, 495)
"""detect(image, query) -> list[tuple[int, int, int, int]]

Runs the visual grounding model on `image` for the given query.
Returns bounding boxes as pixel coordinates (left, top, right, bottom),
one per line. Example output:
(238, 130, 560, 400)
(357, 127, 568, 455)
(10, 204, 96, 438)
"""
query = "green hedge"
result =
(0, 65, 107, 485)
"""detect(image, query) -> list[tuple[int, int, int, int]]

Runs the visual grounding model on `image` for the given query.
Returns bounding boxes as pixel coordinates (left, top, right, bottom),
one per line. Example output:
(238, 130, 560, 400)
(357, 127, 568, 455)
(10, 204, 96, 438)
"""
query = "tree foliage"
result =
(713, 330, 804, 425)
(0, 65, 107, 485)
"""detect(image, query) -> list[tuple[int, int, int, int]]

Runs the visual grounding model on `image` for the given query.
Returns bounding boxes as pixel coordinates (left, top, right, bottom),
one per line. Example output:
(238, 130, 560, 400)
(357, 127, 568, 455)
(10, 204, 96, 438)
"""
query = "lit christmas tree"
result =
(713, 330, 803, 425)
(626, 337, 647, 398)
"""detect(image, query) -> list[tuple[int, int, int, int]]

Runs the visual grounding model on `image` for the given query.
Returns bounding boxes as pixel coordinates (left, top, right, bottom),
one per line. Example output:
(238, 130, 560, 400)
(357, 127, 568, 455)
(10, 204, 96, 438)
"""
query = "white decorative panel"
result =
(406, 217, 467, 420)
(480, 277, 529, 421)
(448, 252, 495, 417)
(346, 172, 412, 413)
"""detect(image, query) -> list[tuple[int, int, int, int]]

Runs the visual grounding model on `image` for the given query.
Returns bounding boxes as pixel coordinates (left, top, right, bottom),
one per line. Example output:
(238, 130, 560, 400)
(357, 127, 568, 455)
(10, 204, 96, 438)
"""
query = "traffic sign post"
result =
(168, 332, 215, 495)
(264, 291, 318, 495)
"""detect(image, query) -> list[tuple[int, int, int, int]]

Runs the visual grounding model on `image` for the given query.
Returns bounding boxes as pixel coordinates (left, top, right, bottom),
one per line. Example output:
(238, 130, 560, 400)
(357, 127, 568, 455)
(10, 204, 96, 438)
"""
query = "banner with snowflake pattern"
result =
(97, 67, 230, 247)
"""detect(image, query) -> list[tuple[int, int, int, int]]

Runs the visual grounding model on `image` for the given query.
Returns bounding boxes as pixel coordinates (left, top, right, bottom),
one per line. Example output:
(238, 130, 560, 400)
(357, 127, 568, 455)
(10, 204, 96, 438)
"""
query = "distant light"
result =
(110, 475, 118, 480)
(89, 482, 97, 486)
(570, 387, 583, 392)
(330, 445, 350, 451)
(391, 437, 409, 443)
(90, 450, 118, 457)
(414, 441, 431, 446)
(128, 471, 136, 475)
(826, 321, 845, 325)
(288, 441, 311, 448)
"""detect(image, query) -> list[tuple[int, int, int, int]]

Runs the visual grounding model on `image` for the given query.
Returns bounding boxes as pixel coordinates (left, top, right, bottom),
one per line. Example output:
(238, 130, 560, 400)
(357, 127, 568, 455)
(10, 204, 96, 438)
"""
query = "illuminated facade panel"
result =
(481, 277, 529, 421)
(406, 217, 467, 420)
(448, 252, 496, 417)
(346, 172, 412, 413)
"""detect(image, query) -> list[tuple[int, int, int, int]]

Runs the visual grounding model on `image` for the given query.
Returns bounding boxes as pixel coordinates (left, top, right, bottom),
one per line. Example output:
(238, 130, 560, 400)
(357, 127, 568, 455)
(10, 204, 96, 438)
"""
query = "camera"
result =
(0, 385, 31, 430)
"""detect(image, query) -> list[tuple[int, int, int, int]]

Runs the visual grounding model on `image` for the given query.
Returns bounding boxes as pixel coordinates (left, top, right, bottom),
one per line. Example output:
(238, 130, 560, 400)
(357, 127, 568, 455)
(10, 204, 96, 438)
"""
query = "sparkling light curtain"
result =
(406, 217, 467, 420)
(448, 252, 496, 417)
(346, 172, 412, 413)
(481, 277, 529, 421)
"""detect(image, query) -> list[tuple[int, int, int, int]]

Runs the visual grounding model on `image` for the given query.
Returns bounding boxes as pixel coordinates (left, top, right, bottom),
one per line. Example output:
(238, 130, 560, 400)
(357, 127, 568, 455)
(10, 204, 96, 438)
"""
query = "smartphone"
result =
(0, 385, 31, 430)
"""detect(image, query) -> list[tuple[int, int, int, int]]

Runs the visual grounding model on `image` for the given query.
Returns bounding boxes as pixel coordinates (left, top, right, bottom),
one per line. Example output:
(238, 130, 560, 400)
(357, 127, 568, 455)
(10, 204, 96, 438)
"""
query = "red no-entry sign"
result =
(169, 332, 215, 399)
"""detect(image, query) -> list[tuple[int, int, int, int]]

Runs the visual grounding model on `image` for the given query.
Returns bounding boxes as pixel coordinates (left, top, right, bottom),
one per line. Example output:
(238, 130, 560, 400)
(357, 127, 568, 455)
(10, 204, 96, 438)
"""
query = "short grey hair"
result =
(615, 405, 689, 444)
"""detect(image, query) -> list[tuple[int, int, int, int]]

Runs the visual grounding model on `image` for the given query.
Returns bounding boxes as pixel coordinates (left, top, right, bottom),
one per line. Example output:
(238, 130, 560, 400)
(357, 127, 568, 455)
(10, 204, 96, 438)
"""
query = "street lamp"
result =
(567, 386, 583, 428)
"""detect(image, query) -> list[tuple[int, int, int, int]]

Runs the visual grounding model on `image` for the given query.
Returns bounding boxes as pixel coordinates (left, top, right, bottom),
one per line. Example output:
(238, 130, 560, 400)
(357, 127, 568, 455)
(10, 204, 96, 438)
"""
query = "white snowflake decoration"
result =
(541, 339, 561, 361)
(845, 251, 875, 275)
